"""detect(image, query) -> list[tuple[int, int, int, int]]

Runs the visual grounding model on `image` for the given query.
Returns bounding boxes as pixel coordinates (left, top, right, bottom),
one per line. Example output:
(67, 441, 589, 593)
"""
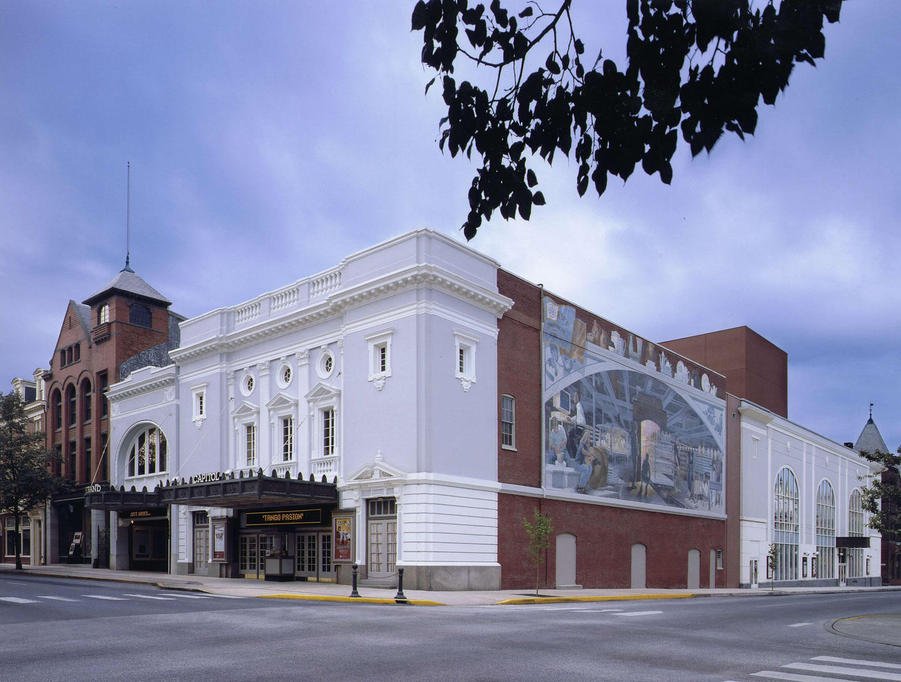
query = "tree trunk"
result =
(14, 513, 22, 570)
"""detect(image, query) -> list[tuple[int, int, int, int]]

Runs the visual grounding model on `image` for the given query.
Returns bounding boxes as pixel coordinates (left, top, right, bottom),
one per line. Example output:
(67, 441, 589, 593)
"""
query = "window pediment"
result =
(232, 401, 259, 418)
(347, 459, 405, 482)
(306, 382, 339, 405)
(266, 393, 297, 412)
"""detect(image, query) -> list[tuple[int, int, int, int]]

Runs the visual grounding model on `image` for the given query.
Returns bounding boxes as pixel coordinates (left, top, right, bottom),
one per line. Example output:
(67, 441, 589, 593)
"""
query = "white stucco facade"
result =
(107, 229, 511, 588)
(738, 400, 881, 587)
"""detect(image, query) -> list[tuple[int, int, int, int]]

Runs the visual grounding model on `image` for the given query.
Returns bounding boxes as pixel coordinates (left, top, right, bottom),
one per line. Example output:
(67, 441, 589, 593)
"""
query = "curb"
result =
(497, 593, 695, 605)
(258, 594, 445, 606)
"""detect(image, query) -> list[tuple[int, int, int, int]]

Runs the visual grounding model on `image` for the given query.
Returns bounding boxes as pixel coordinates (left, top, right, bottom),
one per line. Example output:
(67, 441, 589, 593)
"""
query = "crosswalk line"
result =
(751, 671, 853, 682)
(0, 596, 38, 604)
(37, 595, 80, 602)
(82, 594, 129, 601)
(784, 662, 901, 681)
(123, 593, 176, 601)
(813, 657, 901, 671)
(787, 622, 811, 627)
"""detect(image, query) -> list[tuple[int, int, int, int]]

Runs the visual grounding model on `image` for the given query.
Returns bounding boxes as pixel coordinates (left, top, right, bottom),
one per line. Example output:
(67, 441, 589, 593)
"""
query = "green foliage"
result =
(522, 507, 553, 595)
(859, 447, 901, 543)
(0, 391, 60, 569)
(413, 0, 844, 239)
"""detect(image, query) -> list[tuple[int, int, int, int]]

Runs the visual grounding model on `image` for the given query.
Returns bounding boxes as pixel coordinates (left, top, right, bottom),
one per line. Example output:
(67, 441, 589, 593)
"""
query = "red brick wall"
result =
(497, 270, 542, 487)
(496, 272, 729, 590)
(500, 493, 726, 589)
(45, 294, 170, 484)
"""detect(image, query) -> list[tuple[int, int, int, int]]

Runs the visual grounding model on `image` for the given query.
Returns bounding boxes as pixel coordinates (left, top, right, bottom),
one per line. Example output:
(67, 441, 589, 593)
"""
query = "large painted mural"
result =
(543, 297, 726, 515)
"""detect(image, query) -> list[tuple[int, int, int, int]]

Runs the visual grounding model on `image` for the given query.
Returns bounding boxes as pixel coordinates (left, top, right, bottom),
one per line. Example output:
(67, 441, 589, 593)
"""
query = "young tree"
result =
(413, 0, 844, 239)
(0, 391, 59, 570)
(522, 507, 553, 596)
(860, 447, 901, 545)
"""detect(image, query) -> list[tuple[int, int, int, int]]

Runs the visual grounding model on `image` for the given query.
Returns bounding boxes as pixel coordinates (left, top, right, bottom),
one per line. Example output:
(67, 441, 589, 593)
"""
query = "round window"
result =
(241, 373, 255, 396)
(278, 364, 292, 388)
(318, 351, 334, 378)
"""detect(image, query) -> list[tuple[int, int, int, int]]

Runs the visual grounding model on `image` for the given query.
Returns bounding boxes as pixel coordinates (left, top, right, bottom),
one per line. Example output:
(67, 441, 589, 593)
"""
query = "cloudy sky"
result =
(1, 1, 898, 451)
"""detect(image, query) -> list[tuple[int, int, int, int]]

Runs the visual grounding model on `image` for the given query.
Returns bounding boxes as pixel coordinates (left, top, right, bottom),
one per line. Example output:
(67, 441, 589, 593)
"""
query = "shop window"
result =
(4, 517, 31, 559)
(126, 425, 168, 478)
(500, 394, 516, 450)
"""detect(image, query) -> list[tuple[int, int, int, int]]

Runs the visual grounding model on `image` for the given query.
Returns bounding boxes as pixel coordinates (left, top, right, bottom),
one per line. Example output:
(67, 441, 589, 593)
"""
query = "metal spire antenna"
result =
(869, 402, 874, 420)
(124, 161, 134, 272)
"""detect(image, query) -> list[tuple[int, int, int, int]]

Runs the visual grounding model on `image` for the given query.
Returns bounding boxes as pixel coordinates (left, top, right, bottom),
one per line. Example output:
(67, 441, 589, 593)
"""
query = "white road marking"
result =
(787, 622, 812, 627)
(616, 610, 663, 617)
(82, 594, 129, 601)
(813, 657, 901, 671)
(203, 594, 246, 599)
(0, 596, 38, 604)
(751, 671, 853, 682)
(123, 593, 176, 601)
(36, 595, 79, 602)
(784, 662, 901, 681)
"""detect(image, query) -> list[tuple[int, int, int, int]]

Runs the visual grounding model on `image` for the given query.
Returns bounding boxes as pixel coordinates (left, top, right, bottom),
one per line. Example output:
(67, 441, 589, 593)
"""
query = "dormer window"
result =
(98, 304, 110, 325)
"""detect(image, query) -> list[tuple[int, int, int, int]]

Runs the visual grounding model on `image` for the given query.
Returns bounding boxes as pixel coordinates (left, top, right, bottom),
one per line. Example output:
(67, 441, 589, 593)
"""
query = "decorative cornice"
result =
(107, 370, 177, 402)
(170, 263, 513, 363)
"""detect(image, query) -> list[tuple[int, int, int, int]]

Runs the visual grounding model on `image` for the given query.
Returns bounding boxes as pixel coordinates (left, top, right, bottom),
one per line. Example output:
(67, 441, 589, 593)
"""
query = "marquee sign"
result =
(243, 508, 325, 527)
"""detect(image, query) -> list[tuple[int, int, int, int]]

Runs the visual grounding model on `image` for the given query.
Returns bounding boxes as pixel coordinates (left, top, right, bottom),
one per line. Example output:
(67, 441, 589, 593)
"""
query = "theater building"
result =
(97, 229, 878, 589)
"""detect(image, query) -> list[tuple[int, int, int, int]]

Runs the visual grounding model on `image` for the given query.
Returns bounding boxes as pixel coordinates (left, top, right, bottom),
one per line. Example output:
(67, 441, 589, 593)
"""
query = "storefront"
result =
(159, 470, 339, 581)
(85, 485, 168, 572)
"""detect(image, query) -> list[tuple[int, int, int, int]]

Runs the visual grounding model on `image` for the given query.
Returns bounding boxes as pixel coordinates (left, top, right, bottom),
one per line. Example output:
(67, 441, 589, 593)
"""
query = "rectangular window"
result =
(453, 332, 477, 388)
(192, 387, 206, 421)
(98, 372, 109, 418)
(100, 433, 108, 481)
(501, 394, 516, 449)
(68, 441, 76, 480)
(84, 437, 92, 483)
(282, 416, 294, 462)
(245, 424, 256, 467)
(322, 408, 335, 456)
(716, 549, 724, 570)
(366, 331, 393, 387)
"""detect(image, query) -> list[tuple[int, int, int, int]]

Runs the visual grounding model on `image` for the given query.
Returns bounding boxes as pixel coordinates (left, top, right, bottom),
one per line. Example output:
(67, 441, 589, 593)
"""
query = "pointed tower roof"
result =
(82, 266, 171, 307)
(854, 406, 889, 454)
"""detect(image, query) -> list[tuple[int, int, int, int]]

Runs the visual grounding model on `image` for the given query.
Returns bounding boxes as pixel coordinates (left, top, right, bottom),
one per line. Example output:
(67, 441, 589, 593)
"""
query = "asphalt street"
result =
(1, 573, 899, 681)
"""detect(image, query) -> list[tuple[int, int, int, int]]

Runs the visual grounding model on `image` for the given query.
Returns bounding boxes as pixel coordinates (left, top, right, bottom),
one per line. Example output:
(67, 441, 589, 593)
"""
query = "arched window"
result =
(126, 426, 168, 478)
(65, 384, 77, 427)
(848, 489, 865, 577)
(52, 389, 62, 430)
(773, 467, 799, 581)
(80, 378, 92, 423)
(815, 480, 835, 579)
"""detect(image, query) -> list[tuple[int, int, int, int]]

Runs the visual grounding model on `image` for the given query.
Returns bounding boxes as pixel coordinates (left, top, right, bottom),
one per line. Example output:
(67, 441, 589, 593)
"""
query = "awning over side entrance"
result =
(85, 486, 162, 511)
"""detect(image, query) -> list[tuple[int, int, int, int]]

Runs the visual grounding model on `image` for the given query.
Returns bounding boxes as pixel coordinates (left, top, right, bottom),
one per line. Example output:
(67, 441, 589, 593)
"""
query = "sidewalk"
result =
(2, 562, 899, 608)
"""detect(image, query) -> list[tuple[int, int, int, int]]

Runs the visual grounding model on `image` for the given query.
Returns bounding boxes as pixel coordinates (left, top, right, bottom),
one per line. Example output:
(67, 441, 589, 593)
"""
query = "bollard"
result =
(394, 567, 408, 603)
(350, 563, 360, 598)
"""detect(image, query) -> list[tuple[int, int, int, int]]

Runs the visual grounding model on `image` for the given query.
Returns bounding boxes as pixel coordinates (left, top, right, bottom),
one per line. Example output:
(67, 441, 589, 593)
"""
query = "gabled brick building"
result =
(43, 265, 180, 564)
